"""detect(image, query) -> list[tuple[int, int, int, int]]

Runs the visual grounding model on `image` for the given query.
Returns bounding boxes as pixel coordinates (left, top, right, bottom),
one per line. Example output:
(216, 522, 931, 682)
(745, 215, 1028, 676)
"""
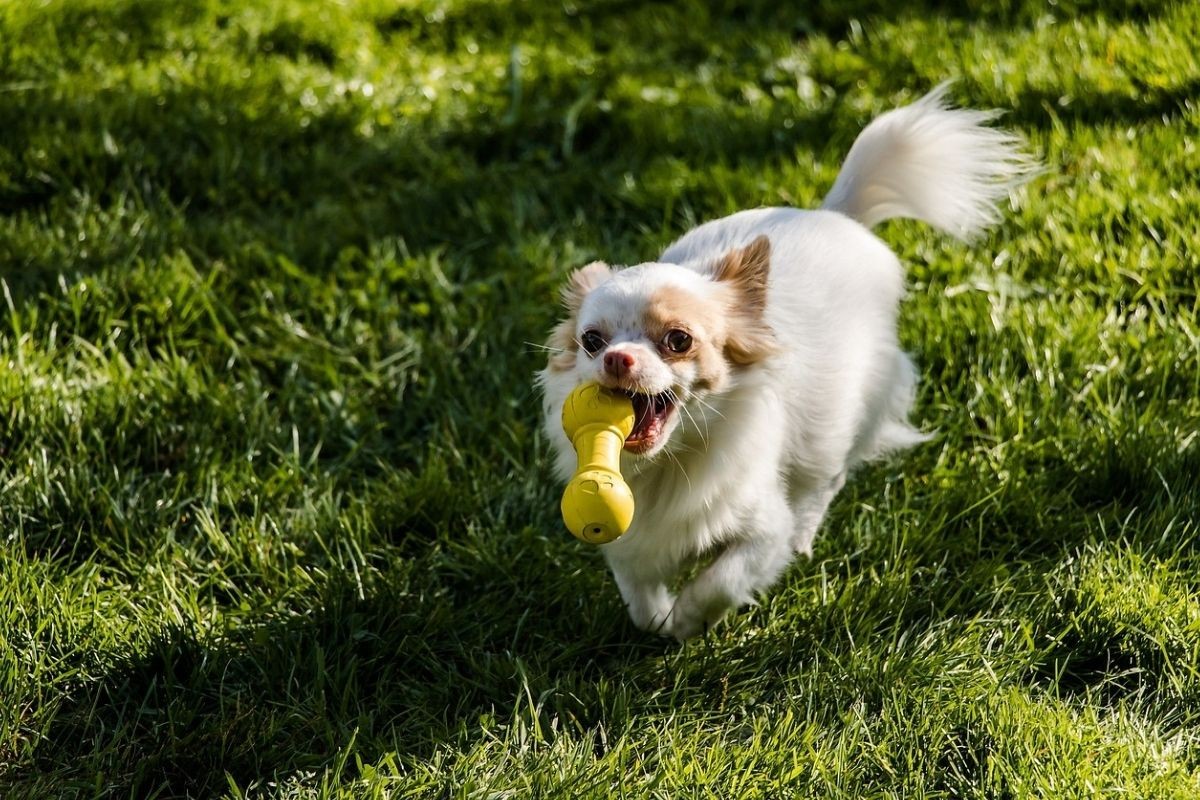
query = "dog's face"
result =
(542, 236, 775, 459)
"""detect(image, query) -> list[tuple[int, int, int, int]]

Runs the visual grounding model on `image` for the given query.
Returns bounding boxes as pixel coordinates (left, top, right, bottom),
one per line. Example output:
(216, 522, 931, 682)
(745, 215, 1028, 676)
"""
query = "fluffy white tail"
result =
(820, 83, 1037, 240)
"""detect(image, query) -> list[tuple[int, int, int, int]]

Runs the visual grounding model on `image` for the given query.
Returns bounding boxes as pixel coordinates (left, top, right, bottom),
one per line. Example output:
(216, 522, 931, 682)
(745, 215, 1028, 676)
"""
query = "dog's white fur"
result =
(538, 84, 1035, 639)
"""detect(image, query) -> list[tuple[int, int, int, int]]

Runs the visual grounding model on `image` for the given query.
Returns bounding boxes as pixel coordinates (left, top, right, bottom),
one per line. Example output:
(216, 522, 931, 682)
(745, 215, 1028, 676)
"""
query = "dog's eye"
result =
(663, 329, 692, 354)
(580, 329, 607, 355)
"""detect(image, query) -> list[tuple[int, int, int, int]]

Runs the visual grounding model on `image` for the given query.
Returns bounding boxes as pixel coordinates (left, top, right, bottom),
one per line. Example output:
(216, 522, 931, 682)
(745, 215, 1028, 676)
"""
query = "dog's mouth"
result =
(623, 391, 676, 454)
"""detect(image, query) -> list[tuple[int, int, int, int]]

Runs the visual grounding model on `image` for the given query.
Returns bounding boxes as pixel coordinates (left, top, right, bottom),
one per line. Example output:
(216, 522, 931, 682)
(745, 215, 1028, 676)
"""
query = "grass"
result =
(0, 0, 1198, 796)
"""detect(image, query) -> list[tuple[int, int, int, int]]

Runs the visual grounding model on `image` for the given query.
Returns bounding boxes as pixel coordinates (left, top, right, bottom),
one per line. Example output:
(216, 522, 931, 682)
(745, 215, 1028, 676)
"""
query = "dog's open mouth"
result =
(624, 391, 675, 454)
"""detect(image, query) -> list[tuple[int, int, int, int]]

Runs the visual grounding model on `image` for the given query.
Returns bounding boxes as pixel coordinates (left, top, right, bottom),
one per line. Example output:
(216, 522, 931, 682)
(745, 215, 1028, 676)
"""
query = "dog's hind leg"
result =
(789, 471, 845, 557)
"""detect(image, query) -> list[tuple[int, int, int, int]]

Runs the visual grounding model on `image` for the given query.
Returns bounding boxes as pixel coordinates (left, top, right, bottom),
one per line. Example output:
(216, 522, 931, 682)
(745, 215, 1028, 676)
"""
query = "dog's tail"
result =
(820, 82, 1037, 240)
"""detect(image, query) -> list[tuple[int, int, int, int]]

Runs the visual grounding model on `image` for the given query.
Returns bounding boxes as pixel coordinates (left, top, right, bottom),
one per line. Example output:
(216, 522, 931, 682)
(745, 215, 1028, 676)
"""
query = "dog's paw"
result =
(668, 591, 729, 641)
(668, 609, 706, 641)
(627, 591, 676, 636)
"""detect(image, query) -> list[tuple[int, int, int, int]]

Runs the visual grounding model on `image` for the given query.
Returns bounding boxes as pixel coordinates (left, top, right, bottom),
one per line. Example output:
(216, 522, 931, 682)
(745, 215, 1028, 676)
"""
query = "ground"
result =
(1, 0, 1199, 797)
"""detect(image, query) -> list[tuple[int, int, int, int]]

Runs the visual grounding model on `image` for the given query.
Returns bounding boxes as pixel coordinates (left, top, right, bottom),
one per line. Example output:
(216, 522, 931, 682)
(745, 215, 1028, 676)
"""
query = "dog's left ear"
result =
(711, 236, 776, 365)
(560, 261, 612, 311)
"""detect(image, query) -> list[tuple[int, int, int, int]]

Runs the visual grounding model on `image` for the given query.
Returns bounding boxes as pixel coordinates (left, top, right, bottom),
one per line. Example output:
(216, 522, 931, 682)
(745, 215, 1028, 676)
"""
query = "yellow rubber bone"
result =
(560, 383, 636, 544)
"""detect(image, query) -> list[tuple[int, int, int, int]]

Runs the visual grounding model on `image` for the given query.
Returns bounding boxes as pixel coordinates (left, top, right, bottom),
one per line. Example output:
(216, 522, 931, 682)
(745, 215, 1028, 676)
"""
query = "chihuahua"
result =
(538, 84, 1035, 639)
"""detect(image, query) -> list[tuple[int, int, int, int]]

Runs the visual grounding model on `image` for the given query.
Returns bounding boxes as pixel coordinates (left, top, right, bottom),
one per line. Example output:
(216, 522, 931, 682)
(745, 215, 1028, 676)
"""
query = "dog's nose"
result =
(603, 350, 635, 377)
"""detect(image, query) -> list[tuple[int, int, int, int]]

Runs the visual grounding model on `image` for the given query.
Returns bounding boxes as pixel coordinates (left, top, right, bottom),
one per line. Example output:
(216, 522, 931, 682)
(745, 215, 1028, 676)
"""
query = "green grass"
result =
(1, 0, 1198, 796)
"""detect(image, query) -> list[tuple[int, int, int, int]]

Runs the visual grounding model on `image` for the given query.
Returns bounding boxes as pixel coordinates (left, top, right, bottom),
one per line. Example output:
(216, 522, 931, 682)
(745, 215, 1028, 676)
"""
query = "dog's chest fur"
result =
(601, 376, 788, 576)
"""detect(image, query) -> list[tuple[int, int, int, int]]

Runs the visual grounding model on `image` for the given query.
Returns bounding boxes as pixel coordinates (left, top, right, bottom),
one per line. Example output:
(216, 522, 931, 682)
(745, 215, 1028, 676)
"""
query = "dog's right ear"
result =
(547, 261, 611, 372)
(710, 236, 776, 366)
(710, 236, 770, 316)
(560, 261, 612, 311)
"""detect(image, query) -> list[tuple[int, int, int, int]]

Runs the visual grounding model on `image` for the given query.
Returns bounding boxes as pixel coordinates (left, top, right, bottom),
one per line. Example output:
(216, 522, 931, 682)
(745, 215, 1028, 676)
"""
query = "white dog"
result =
(538, 84, 1034, 640)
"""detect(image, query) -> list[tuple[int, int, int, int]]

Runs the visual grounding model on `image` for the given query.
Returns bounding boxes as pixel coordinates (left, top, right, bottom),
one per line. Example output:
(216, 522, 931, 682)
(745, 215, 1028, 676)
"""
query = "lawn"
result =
(1, 0, 1199, 796)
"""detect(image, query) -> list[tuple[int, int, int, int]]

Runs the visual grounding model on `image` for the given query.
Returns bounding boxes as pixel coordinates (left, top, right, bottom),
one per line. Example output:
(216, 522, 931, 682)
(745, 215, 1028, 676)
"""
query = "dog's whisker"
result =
(662, 446, 693, 492)
(681, 398, 705, 443)
(692, 396, 726, 421)
(667, 388, 712, 450)
(525, 341, 567, 353)
(691, 397, 722, 443)
(678, 400, 709, 450)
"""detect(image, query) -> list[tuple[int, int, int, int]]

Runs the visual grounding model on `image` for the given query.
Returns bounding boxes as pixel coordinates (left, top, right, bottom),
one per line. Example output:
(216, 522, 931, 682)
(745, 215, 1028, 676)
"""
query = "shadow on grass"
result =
(18, 559, 668, 796)
(12, 0, 1173, 295)
(918, 432, 1198, 698)
(1005, 78, 1200, 129)
(13, 425, 1200, 795)
(0, 66, 846, 297)
(3, 0, 1185, 308)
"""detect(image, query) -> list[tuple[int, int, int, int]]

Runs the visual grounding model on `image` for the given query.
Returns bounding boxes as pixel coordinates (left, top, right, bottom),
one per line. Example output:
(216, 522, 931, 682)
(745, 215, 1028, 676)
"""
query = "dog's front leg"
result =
(669, 492, 795, 641)
(606, 553, 676, 635)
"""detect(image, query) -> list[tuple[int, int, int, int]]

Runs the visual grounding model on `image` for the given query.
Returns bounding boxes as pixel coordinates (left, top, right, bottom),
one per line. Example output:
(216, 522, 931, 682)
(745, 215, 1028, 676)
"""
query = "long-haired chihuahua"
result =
(539, 84, 1036, 639)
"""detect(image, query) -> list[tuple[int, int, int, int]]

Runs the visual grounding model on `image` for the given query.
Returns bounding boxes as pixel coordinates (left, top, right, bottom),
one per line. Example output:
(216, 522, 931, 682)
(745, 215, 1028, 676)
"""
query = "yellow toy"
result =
(560, 383, 636, 544)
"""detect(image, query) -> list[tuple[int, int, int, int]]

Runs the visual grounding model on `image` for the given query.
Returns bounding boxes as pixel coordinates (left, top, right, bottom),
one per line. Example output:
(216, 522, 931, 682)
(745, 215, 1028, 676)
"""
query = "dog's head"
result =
(542, 236, 776, 459)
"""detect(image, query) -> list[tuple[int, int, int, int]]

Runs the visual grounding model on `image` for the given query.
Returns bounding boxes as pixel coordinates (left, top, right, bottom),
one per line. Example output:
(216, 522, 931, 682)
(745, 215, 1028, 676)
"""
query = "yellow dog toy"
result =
(560, 383, 635, 544)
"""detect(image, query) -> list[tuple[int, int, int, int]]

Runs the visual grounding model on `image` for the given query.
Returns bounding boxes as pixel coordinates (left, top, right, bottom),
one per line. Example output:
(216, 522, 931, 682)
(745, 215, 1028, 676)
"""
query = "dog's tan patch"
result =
(642, 286, 724, 345)
(545, 317, 578, 372)
(710, 236, 776, 365)
(642, 285, 730, 392)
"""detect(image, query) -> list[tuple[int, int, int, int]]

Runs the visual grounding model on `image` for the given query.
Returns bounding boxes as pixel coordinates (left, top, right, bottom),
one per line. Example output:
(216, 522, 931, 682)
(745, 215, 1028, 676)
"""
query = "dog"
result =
(538, 84, 1035, 640)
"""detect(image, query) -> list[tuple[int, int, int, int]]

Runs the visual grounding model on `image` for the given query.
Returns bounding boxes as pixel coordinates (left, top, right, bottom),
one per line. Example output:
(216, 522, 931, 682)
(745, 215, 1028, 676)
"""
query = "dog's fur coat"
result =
(539, 84, 1034, 639)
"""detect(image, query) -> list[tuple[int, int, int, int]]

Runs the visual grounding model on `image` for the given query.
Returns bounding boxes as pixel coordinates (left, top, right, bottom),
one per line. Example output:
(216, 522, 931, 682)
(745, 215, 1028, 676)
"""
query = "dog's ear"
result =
(547, 261, 611, 372)
(560, 261, 612, 312)
(711, 236, 770, 316)
(711, 236, 776, 365)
